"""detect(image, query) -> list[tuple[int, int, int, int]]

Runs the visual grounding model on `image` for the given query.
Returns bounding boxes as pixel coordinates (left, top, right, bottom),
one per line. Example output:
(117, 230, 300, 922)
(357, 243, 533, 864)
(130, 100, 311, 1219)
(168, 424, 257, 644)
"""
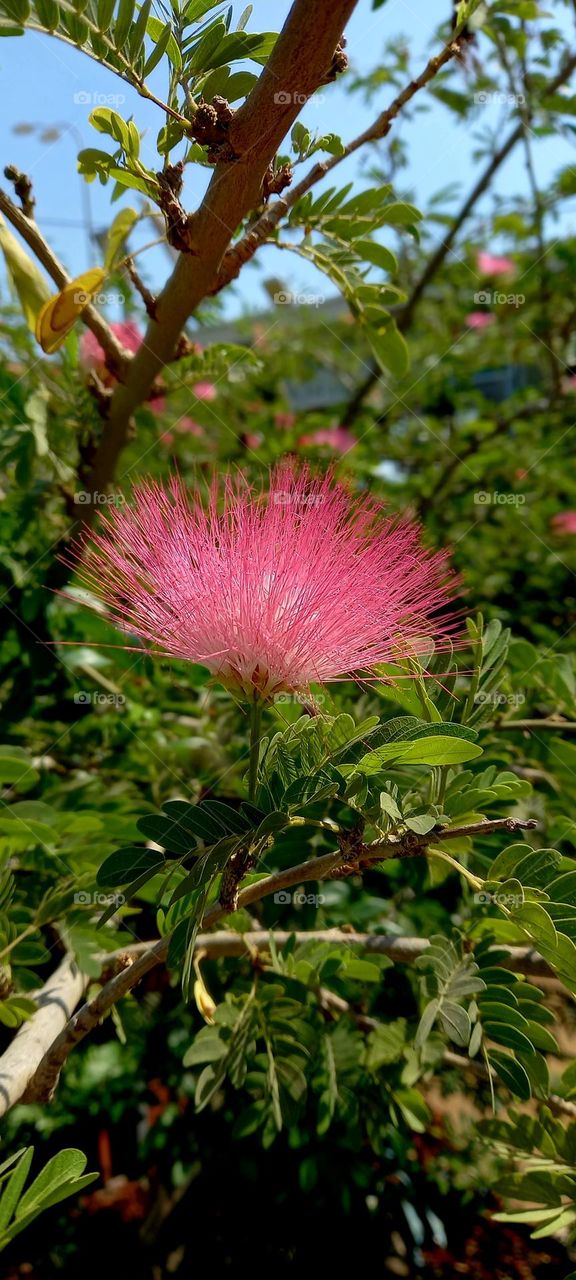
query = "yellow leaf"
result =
(193, 953, 216, 1023)
(35, 268, 106, 354)
(0, 216, 51, 332)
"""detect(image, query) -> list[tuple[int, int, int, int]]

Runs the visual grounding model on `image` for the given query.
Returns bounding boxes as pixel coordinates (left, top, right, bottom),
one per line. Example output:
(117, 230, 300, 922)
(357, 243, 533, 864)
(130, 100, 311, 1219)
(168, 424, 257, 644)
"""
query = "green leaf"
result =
(512, 902, 558, 950)
(0, 1148, 33, 1233)
(89, 107, 131, 151)
(128, 0, 150, 56)
(108, 169, 156, 195)
(367, 323, 409, 379)
(355, 239, 398, 274)
(415, 998, 440, 1048)
(0, 218, 51, 332)
(16, 1150, 87, 1218)
(490, 1051, 532, 1100)
(143, 19, 172, 75)
(484, 1023, 536, 1054)
(365, 1020, 406, 1069)
(439, 1001, 471, 1047)
(97, 846, 165, 887)
(0, 749, 39, 791)
(113, 0, 135, 47)
(379, 201, 422, 227)
(96, 0, 115, 30)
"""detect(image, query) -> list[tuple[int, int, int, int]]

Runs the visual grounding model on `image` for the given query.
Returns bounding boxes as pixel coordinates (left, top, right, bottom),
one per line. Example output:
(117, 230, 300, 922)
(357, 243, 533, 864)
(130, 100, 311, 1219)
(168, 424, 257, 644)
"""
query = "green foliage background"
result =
(2, 0, 576, 1275)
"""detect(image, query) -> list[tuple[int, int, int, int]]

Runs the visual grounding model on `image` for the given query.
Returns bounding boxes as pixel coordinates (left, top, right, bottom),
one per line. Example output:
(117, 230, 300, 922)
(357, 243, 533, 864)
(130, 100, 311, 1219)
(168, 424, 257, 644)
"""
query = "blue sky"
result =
(0, 0, 574, 318)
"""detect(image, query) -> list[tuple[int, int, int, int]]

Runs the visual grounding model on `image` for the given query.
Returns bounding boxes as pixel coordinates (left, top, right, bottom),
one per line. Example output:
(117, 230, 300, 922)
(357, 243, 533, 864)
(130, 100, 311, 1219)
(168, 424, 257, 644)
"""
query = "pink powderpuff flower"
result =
(299, 427, 357, 455)
(192, 381, 216, 401)
(465, 311, 495, 330)
(477, 251, 515, 277)
(551, 512, 576, 535)
(67, 464, 459, 701)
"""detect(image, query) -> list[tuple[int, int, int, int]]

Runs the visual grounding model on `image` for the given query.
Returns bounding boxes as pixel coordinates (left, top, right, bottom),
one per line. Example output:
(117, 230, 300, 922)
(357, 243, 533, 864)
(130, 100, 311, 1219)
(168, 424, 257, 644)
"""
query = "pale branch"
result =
(299, 992, 576, 1118)
(442, 1049, 576, 1120)
(10, 815, 537, 1110)
(78, 0, 359, 523)
(318, 1000, 576, 1118)
(489, 719, 576, 733)
(0, 188, 129, 379)
(0, 956, 87, 1117)
(213, 35, 465, 293)
(107, 929, 555, 979)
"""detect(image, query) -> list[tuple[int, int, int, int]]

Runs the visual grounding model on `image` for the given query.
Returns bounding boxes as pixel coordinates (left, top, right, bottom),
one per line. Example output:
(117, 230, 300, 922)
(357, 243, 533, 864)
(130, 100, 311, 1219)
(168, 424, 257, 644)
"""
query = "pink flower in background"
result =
(192, 381, 216, 401)
(68, 463, 459, 700)
(80, 322, 166, 415)
(477, 252, 515, 277)
(80, 322, 141, 381)
(274, 412, 297, 430)
(465, 312, 495, 330)
(551, 512, 576, 535)
(176, 417, 204, 437)
(299, 427, 357, 454)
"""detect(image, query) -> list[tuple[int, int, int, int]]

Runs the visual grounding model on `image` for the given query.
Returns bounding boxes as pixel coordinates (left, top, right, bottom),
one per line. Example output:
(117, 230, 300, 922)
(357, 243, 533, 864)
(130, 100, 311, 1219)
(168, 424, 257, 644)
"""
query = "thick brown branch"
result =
(0, 189, 128, 379)
(78, 0, 358, 524)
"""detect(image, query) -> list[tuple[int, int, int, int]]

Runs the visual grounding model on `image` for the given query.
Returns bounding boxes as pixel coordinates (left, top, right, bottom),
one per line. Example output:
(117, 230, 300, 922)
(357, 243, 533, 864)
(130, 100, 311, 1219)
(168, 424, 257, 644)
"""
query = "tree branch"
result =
(213, 35, 465, 293)
(0, 956, 86, 1116)
(108, 929, 554, 978)
(489, 719, 576, 733)
(3, 815, 537, 1111)
(0, 189, 129, 379)
(442, 1050, 576, 1120)
(344, 48, 576, 421)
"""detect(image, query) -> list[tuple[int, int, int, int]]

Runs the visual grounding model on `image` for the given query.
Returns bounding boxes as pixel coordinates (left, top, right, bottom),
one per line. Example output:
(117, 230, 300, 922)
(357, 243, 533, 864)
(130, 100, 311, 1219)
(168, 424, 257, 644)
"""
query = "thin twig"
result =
(345, 48, 576, 421)
(124, 256, 157, 320)
(213, 36, 465, 294)
(490, 720, 576, 733)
